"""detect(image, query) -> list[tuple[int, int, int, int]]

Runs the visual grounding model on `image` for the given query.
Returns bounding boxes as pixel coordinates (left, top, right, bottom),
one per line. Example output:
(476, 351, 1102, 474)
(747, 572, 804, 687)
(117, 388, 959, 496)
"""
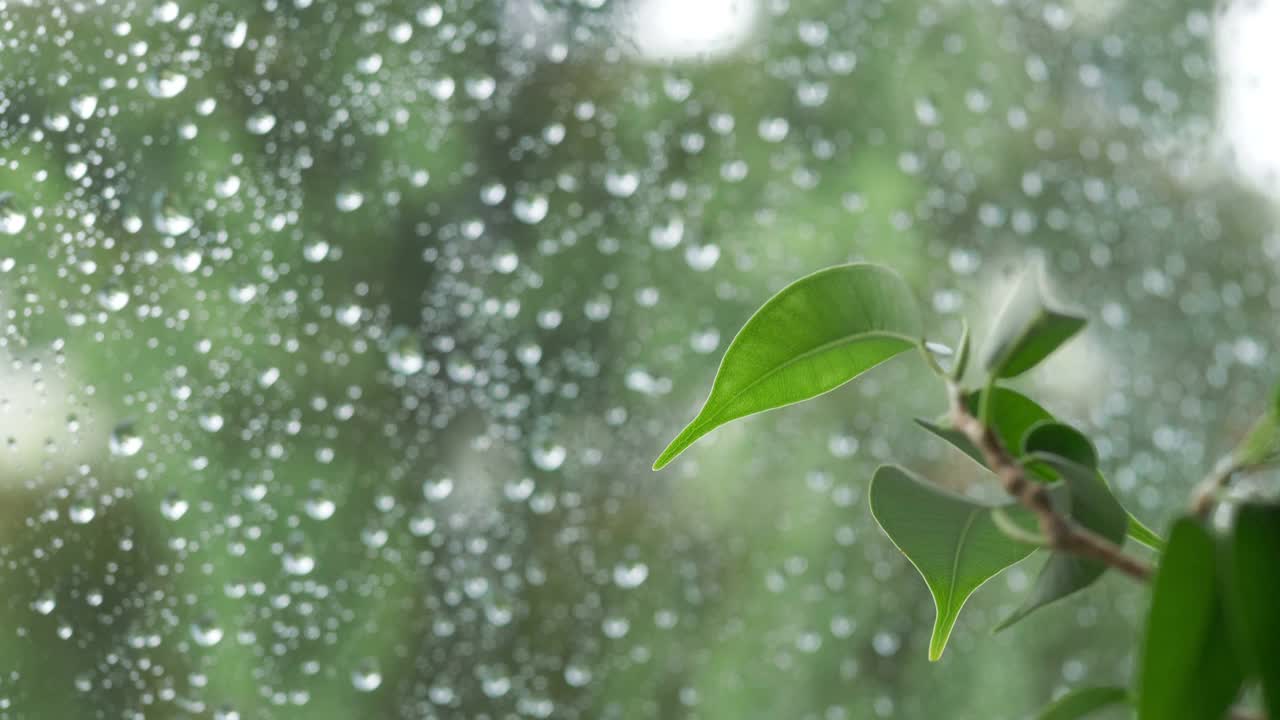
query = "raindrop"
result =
(152, 192, 195, 235)
(604, 170, 639, 198)
(335, 187, 364, 212)
(531, 444, 566, 471)
(386, 327, 425, 375)
(69, 94, 97, 120)
(245, 110, 276, 135)
(109, 422, 143, 457)
(68, 503, 95, 525)
(612, 563, 649, 589)
(97, 282, 130, 312)
(146, 68, 188, 99)
(32, 592, 56, 616)
(0, 194, 28, 235)
(513, 194, 549, 224)
(161, 492, 189, 521)
(304, 493, 335, 520)
(191, 614, 224, 647)
(351, 659, 382, 692)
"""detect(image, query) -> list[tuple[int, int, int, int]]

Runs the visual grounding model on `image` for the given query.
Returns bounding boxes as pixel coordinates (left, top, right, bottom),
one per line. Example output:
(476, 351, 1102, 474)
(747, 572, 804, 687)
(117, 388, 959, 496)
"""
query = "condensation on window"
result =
(0, 0, 1275, 718)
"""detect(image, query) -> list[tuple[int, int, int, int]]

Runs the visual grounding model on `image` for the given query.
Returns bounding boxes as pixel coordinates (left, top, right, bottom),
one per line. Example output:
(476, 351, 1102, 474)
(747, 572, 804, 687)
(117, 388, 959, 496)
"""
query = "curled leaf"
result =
(982, 262, 1086, 379)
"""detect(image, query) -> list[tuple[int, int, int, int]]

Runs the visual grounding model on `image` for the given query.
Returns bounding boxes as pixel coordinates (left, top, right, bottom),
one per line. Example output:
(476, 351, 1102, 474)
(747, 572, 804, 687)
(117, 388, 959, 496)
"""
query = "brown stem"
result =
(1190, 456, 1236, 520)
(948, 384, 1153, 583)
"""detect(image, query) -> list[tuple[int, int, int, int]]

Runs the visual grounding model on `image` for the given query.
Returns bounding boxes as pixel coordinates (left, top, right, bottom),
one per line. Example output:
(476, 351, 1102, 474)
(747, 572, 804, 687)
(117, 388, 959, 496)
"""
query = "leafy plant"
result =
(653, 261, 1279, 720)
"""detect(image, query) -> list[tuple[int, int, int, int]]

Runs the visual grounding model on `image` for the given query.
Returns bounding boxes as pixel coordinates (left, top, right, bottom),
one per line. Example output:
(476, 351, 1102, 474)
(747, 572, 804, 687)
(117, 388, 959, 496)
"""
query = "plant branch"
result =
(1189, 454, 1237, 520)
(947, 383, 1153, 583)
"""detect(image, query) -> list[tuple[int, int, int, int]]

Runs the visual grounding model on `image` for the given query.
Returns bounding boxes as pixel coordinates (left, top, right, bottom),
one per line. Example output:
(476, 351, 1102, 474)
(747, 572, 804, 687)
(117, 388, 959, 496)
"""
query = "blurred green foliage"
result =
(0, 0, 1274, 718)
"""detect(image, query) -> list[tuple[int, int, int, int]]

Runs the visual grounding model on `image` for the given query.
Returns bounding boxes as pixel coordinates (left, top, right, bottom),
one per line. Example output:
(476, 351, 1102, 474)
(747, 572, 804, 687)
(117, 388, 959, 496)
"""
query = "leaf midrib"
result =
(684, 330, 914, 441)
(945, 508, 982, 616)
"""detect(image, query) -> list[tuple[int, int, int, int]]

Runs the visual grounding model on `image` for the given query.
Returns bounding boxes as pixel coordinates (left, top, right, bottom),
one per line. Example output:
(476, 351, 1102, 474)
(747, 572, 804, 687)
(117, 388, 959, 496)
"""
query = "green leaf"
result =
(915, 387, 1053, 467)
(995, 452, 1128, 631)
(1125, 514, 1165, 552)
(982, 263, 1086, 379)
(1225, 503, 1280, 717)
(1036, 687, 1129, 720)
(869, 465, 1037, 661)
(1229, 382, 1280, 469)
(1022, 422, 1098, 469)
(1137, 518, 1244, 720)
(653, 263, 921, 470)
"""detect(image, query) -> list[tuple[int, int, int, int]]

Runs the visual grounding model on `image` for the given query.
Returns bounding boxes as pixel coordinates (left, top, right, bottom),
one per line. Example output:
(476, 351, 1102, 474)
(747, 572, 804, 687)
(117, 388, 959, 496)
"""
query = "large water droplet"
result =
(531, 443, 566, 471)
(191, 614, 224, 647)
(161, 491, 189, 521)
(351, 659, 382, 692)
(146, 68, 188, 99)
(386, 327, 425, 375)
(512, 194, 549, 224)
(97, 282, 130, 312)
(69, 94, 97, 120)
(152, 192, 195, 235)
(109, 422, 143, 457)
(0, 194, 27, 235)
(246, 110, 276, 135)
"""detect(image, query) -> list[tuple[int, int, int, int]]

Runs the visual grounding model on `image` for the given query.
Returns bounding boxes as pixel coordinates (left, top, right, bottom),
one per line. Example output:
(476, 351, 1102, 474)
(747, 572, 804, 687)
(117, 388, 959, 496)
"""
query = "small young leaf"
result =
(1137, 518, 1244, 720)
(1228, 382, 1280, 469)
(1124, 514, 1164, 552)
(653, 263, 921, 470)
(1036, 686, 1129, 720)
(915, 387, 1053, 467)
(869, 465, 1036, 661)
(1225, 503, 1280, 717)
(1021, 422, 1098, 469)
(982, 262, 1086, 379)
(994, 452, 1128, 631)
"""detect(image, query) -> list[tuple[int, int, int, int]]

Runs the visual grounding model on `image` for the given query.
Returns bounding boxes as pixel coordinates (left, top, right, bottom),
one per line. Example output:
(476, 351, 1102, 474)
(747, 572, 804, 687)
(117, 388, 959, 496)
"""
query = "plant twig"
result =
(1231, 707, 1266, 720)
(1189, 454, 1237, 520)
(947, 383, 1153, 583)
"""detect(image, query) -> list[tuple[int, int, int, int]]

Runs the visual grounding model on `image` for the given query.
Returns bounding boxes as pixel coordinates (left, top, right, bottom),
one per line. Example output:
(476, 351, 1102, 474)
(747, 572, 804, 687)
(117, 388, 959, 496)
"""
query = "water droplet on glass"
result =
(152, 192, 195, 235)
(531, 444, 566, 471)
(512, 194, 549, 224)
(386, 327, 425, 375)
(70, 94, 97, 120)
(32, 591, 56, 616)
(146, 68, 188, 99)
(161, 492, 189, 521)
(109, 422, 143, 457)
(246, 110, 276, 135)
(191, 614, 223, 647)
(612, 563, 649, 589)
(304, 493, 335, 520)
(605, 170, 639, 198)
(335, 188, 364, 212)
(0, 194, 28, 235)
(69, 503, 95, 525)
(97, 282, 130, 312)
(351, 659, 382, 692)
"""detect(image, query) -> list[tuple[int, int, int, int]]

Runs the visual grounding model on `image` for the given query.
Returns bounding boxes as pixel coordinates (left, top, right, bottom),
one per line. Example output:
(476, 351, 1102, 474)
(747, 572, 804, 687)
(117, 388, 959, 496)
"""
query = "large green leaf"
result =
(653, 263, 921, 470)
(981, 263, 1086, 379)
(1036, 687, 1129, 720)
(1225, 504, 1280, 717)
(869, 465, 1036, 660)
(1137, 518, 1244, 720)
(995, 451, 1128, 631)
(915, 387, 1053, 467)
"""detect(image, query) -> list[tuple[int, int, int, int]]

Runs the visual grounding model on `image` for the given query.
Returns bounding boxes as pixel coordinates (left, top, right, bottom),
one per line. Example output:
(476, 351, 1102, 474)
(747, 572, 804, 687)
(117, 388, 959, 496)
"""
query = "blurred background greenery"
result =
(0, 0, 1276, 717)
